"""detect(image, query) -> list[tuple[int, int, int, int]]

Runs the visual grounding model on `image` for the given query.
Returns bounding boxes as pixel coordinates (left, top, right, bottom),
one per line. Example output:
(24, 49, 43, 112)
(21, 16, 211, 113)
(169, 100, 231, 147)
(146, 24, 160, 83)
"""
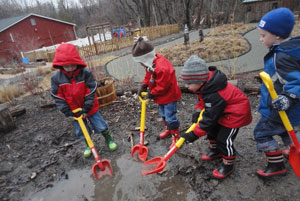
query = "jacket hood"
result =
(52, 43, 87, 70)
(201, 66, 227, 95)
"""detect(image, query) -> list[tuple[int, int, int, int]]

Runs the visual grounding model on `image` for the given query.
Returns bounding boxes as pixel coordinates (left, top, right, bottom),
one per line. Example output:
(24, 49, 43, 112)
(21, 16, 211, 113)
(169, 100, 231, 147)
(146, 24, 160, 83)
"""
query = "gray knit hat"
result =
(132, 37, 156, 68)
(181, 55, 209, 84)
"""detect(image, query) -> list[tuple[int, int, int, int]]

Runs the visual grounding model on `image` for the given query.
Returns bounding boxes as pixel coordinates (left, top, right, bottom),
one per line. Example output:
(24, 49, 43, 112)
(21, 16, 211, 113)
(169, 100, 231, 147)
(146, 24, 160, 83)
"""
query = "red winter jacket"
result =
(142, 54, 181, 104)
(193, 67, 252, 137)
(50, 43, 99, 117)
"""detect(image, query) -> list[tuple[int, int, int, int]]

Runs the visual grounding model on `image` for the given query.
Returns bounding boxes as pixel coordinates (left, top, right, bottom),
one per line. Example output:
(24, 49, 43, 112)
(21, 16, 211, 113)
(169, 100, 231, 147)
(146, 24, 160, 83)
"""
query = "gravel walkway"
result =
(105, 25, 268, 82)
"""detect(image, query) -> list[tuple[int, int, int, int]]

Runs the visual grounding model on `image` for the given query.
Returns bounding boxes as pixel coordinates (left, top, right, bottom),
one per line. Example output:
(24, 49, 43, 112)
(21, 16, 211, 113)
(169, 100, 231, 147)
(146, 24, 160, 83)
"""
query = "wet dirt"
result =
(1, 72, 300, 201)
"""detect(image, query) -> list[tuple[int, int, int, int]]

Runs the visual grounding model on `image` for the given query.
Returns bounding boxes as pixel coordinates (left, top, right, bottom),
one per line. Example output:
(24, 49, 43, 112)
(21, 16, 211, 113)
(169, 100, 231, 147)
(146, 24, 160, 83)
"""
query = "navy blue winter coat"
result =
(259, 36, 300, 126)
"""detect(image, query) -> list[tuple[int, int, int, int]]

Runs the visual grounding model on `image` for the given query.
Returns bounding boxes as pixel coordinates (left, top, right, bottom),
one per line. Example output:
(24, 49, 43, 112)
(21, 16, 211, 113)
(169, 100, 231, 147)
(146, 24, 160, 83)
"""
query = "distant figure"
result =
(199, 28, 204, 42)
(183, 24, 189, 45)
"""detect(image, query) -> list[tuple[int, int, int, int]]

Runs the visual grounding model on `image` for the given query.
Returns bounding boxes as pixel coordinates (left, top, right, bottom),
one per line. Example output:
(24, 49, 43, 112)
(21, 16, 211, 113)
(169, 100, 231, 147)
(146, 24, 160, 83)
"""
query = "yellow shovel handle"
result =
(259, 72, 293, 132)
(175, 110, 205, 147)
(138, 92, 149, 132)
(72, 108, 94, 148)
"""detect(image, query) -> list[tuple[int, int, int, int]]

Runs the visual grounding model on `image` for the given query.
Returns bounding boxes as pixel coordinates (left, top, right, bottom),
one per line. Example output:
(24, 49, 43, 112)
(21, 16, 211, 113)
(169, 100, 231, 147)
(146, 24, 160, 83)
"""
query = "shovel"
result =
(131, 92, 149, 162)
(72, 108, 113, 179)
(259, 72, 300, 178)
(141, 110, 204, 175)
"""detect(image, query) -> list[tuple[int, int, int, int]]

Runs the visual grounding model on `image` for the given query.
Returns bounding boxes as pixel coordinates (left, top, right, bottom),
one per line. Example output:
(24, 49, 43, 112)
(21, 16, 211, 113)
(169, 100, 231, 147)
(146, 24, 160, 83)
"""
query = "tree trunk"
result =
(0, 105, 16, 134)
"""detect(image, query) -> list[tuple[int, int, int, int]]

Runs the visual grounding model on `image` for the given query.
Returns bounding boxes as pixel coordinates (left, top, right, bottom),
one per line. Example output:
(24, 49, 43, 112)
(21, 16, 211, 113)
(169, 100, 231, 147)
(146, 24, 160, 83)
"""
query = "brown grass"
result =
(291, 20, 300, 37)
(0, 85, 23, 104)
(207, 23, 255, 36)
(158, 34, 249, 66)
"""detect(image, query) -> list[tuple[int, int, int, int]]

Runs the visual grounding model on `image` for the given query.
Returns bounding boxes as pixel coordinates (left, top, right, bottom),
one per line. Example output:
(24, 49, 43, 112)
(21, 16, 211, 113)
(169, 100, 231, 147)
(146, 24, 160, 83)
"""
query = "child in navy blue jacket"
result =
(255, 7, 300, 178)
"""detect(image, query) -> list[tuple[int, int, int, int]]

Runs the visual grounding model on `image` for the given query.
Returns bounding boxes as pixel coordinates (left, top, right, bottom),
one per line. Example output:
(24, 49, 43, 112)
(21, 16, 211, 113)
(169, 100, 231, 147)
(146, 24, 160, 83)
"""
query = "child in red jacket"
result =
(50, 43, 117, 158)
(132, 37, 182, 148)
(180, 55, 252, 179)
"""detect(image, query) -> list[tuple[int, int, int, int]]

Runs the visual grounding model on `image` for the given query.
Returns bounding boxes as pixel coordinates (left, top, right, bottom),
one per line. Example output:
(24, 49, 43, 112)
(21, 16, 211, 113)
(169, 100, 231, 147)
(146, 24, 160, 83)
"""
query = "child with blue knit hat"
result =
(255, 7, 300, 178)
(180, 55, 252, 179)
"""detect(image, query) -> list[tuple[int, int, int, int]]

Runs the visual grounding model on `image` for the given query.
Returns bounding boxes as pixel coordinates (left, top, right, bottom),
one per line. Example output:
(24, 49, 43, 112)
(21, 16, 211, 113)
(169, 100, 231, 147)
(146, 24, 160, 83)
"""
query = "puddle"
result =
(25, 154, 198, 201)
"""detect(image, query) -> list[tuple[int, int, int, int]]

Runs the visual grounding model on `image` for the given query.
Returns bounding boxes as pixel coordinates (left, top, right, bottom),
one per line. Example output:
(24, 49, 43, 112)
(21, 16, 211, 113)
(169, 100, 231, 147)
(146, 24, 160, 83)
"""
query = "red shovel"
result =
(141, 110, 204, 175)
(131, 92, 149, 161)
(260, 72, 300, 178)
(73, 108, 113, 179)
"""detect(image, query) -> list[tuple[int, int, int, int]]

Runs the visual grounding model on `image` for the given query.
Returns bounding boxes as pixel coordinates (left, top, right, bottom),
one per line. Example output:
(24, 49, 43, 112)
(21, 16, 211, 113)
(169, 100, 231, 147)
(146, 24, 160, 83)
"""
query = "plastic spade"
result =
(73, 108, 113, 179)
(260, 72, 300, 178)
(131, 92, 149, 161)
(141, 110, 204, 175)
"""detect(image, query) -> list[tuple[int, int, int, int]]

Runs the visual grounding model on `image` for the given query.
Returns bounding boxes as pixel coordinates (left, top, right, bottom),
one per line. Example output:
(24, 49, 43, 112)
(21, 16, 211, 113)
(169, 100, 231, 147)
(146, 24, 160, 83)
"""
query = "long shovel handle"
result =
(72, 108, 94, 148)
(166, 109, 205, 157)
(259, 72, 300, 149)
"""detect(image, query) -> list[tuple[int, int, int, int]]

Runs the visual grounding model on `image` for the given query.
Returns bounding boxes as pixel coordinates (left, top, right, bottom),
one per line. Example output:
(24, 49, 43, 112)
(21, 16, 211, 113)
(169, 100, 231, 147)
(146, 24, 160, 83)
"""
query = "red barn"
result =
(0, 13, 76, 64)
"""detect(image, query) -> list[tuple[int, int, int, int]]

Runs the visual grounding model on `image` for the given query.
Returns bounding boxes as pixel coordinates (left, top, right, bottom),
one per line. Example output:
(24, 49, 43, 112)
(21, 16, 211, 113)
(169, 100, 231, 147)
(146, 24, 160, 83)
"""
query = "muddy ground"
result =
(1, 71, 300, 201)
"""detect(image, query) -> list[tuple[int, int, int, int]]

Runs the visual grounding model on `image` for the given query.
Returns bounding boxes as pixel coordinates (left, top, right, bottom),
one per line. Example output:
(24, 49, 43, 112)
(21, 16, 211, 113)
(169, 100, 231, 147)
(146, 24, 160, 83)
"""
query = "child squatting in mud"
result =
(50, 43, 118, 158)
(180, 55, 252, 179)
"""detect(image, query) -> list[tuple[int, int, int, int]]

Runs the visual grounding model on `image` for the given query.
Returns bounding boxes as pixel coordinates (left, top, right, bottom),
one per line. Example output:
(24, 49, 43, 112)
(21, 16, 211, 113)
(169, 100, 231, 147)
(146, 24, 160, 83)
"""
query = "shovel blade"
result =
(92, 159, 113, 179)
(131, 145, 148, 162)
(289, 145, 300, 178)
(141, 156, 166, 175)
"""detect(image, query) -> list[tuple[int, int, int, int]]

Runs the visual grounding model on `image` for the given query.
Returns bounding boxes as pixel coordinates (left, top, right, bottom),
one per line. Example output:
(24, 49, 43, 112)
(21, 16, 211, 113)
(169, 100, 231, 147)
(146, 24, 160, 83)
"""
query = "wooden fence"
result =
(24, 24, 179, 62)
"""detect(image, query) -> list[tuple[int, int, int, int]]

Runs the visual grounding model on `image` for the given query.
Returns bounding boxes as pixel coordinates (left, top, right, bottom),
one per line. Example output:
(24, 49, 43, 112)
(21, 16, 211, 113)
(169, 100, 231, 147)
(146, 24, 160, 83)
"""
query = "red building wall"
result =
(0, 15, 76, 64)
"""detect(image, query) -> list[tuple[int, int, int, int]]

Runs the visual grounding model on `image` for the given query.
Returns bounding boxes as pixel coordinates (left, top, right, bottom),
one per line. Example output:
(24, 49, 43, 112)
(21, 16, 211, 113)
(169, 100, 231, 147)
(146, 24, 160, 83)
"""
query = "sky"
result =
(22, 0, 80, 8)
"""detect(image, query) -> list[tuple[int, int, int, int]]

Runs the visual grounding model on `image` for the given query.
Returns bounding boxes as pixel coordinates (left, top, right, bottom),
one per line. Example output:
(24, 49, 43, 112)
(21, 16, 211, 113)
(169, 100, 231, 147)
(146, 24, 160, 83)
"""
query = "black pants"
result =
(207, 124, 239, 157)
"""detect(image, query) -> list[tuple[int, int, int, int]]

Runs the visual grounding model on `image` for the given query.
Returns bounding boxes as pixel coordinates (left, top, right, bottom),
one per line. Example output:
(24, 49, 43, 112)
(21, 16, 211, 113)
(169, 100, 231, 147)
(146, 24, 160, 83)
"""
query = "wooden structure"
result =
(243, 0, 300, 23)
(23, 24, 180, 62)
(0, 13, 76, 64)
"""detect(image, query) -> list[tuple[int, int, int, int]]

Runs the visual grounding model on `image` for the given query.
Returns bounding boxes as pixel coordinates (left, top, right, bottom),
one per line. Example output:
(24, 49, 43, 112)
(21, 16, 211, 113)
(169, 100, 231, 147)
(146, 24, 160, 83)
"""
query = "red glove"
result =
(193, 124, 207, 137)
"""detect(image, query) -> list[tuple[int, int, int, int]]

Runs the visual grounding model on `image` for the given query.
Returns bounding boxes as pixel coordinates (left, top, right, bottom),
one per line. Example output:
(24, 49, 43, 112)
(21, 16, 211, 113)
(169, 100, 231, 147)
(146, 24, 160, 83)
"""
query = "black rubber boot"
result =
(201, 140, 222, 160)
(257, 150, 287, 177)
(212, 155, 236, 179)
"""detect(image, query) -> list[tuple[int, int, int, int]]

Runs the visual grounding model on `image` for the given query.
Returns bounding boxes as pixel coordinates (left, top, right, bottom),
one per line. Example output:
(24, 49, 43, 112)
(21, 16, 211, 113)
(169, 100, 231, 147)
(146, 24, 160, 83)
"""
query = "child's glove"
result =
(65, 110, 76, 117)
(192, 111, 201, 123)
(146, 93, 154, 99)
(77, 110, 88, 119)
(138, 84, 148, 96)
(272, 95, 291, 111)
(180, 131, 199, 143)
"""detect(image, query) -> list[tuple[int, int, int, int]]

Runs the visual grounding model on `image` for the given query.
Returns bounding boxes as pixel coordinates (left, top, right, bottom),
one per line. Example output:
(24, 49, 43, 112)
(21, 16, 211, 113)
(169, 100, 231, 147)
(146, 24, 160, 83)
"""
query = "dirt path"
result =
(1, 72, 300, 201)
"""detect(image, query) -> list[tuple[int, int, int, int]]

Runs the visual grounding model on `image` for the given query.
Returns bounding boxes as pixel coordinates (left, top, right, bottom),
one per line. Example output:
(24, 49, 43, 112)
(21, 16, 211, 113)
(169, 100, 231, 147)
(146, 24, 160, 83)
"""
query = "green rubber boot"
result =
(83, 146, 92, 158)
(102, 130, 118, 151)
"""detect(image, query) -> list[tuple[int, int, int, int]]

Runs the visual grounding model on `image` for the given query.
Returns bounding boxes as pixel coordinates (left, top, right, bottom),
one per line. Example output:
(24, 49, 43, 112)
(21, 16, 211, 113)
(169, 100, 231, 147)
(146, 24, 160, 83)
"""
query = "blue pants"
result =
(253, 115, 296, 151)
(158, 101, 179, 130)
(73, 112, 108, 140)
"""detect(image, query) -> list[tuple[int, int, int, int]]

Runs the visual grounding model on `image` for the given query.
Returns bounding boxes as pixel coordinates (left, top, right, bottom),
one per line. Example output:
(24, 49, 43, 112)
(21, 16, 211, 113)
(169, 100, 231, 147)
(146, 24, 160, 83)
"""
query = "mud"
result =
(1, 73, 300, 201)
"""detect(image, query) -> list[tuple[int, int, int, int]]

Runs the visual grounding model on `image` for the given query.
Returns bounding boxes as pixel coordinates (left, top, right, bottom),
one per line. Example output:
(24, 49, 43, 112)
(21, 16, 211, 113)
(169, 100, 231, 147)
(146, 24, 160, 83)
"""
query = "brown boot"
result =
(168, 128, 180, 149)
(159, 121, 171, 139)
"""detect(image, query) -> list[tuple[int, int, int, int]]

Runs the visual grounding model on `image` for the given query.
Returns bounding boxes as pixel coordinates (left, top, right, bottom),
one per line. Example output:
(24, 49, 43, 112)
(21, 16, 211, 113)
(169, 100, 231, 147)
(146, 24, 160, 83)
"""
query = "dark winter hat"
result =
(181, 55, 209, 84)
(258, 7, 295, 39)
(132, 37, 156, 68)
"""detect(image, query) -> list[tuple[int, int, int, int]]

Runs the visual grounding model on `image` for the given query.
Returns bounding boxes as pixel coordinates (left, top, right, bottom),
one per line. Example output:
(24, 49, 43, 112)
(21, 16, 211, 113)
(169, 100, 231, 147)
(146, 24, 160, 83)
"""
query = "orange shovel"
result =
(260, 72, 300, 178)
(131, 92, 149, 162)
(141, 110, 204, 175)
(73, 108, 113, 179)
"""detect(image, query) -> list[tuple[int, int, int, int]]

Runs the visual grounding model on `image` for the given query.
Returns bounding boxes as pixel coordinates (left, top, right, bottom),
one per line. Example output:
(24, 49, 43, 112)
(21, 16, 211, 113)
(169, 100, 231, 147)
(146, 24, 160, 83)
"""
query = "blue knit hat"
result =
(258, 8, 295, 39)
